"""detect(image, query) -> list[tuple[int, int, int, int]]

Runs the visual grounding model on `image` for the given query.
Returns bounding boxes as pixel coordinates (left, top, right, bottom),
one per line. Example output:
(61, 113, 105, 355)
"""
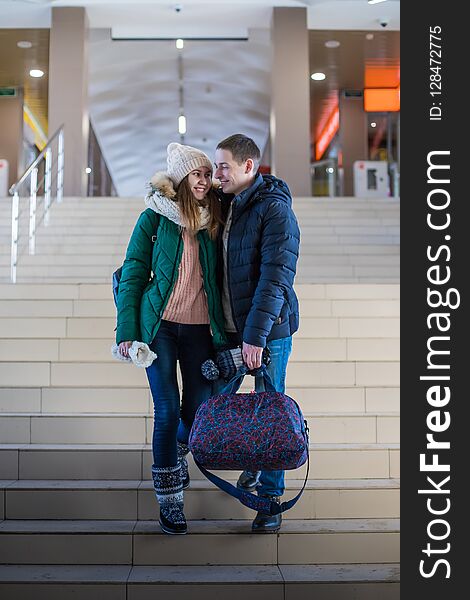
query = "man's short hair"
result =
(217, 134, 261, 167)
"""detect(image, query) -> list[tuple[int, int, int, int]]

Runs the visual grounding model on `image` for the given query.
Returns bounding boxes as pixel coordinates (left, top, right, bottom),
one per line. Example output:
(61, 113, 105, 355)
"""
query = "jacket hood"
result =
(148, 171, 178, 199)
(257, 174, 292, 207)
(145, 171, 211, 230)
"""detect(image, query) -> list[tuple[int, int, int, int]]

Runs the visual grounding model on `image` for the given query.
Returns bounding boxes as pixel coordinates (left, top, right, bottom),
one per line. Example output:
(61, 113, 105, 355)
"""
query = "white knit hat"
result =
(166, 142, 212, 186)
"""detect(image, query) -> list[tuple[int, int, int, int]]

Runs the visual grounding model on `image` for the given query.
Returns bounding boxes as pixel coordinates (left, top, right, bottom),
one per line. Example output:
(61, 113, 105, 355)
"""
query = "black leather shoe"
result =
(237, 470, 261, 491)
(251, 496, 282, 533)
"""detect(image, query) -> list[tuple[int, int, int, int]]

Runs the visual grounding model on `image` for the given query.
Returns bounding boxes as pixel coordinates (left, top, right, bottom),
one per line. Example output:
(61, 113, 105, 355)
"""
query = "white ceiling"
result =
(0, 1, 400, 34)
(88, 28, 271, 196)
(1, 0, 400, 196)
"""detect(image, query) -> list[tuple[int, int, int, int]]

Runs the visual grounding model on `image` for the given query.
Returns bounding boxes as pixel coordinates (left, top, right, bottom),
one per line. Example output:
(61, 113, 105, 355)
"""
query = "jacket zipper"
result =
(158, 232, 183, 319)
(226, 202, 239, 334)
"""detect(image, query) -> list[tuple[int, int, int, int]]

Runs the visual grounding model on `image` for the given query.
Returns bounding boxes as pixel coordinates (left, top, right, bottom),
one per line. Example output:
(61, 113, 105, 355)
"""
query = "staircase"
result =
(0, 196, 400, 598)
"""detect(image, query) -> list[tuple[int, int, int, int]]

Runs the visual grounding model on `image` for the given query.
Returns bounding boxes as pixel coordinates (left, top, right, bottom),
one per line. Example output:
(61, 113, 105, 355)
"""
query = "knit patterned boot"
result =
(177, 442, 190, 489)
(152, 464, 187, 535)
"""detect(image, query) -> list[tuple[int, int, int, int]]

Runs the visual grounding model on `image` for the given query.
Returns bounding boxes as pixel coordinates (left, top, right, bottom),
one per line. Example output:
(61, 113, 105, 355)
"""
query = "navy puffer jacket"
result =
(218, 173, 300, 348)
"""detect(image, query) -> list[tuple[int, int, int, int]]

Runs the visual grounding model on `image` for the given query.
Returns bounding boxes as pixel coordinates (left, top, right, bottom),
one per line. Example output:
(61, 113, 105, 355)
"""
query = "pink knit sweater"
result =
(162, 229, 210, 324)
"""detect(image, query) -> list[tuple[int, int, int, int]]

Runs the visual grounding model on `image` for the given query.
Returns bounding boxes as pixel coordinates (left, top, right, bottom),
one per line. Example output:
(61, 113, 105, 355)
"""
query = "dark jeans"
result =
(146, 320, 213, 467)
(213, 334, 293, 497)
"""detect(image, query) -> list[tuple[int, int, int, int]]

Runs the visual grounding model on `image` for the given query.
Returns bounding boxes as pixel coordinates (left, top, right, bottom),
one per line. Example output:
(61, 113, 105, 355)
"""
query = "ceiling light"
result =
(178, 115, 187, 135)
(176, 38, 184, 49)
(311, 72, 326, 81)
(17, 41, 32, 49)
(325, 40, 340, 48)
(371, 122, 377, 128)
(326, 167, 335, 173)
(29, 69, 44, 78)
(85, 167, 92, 174)
(366, 33, 375, 40)
(368, 0, 388, 5)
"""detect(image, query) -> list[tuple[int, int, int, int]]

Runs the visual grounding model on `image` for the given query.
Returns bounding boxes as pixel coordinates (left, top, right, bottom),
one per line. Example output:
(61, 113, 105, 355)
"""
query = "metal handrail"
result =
(9, 124, 64, 283)
(9, 125, 64, 196)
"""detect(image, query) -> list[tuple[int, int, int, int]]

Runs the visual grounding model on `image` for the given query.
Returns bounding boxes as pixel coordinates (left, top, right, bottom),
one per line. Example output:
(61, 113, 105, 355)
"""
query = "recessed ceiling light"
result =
(325, 40, 340, 49)
(176, 38, 184, 49)
(366, 33, 375, 40)
(17, 41, 32, 49)
(371, 122, 377, 128)
(368, 0, 388, 5)
(311, 72, 326, 81)
(85, 167, 92, 174)
(29, 69, 44, 78)
(178, 115, 187, 135)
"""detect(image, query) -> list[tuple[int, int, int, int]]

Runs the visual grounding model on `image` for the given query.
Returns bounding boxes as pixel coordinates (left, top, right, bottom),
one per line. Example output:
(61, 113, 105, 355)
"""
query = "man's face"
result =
(214, 148, 253, 196)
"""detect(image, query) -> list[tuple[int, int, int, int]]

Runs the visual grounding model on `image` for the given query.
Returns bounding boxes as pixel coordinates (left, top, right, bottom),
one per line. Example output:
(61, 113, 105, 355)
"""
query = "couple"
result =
(116, 134, 300, 535)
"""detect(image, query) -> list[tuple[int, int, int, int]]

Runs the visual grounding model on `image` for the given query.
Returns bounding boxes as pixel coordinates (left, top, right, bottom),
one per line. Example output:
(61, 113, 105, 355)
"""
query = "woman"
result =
(116, 143, 226, 535)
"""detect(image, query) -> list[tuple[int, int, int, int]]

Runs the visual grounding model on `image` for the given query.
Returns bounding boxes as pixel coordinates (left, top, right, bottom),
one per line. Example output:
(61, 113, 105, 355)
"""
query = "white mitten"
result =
(111, 342, 157, 368)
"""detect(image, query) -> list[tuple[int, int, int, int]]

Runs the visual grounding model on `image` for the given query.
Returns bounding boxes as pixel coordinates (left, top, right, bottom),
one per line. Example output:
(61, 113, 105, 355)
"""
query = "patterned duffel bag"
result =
(189, 365, 310, 515)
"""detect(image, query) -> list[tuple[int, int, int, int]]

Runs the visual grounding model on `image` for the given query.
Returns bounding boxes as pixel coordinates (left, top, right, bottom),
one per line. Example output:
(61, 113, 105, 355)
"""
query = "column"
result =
(338, 94, 367, 196)
(270, 7, 311, 196)
(48, 7, 89, 196)
(0, 88, 24, 189)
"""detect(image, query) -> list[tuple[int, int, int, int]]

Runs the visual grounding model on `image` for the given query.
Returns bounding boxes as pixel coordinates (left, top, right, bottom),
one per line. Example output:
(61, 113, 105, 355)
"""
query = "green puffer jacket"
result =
(116, 207, 226, 349)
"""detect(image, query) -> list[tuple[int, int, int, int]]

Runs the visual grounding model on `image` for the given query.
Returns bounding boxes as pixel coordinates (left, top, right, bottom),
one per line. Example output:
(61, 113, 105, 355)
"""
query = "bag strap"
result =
(194, 430, 309, 515)
(219, 363, 276, 395)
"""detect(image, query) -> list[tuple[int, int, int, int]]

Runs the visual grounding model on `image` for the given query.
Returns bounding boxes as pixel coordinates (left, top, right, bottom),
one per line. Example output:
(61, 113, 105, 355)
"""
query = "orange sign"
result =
(364, 87, 400, 112)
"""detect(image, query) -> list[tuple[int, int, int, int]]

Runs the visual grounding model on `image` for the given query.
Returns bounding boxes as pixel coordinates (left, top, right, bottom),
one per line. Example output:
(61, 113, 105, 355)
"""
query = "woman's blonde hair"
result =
(175, 175, 221, 240)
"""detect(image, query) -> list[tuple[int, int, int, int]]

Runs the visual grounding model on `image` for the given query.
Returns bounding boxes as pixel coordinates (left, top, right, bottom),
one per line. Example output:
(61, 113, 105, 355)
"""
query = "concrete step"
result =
(0, 297, 400, 318)
(296, 265, 400, 278)
(4, 232, 399, 246)
(3, 226, 400, 239)
(292, 277, 400, 284)
(1, 263, 400, 280)
(0, 518, 400, 566)
(0, 478, 400, 521)
(0, 359, 400, 388)
(0, 265, 115, 278)
(0, 443, 400, 480)
(0, 243, 127, 255)
(0, 274, 400, 285)
(0, 337, 400, 363)
(0, 242, 399, 256)
(0, 314, 399, 339)
(0, 282, 400, 300)
(2, 223, 400, 237)
(0, 563, 400, 600)
(0, 385, 400, 415)
(298, 254, 400, 266)
(0, 412, 399, 445)
(1, 255, 123, 267)
(0, 210, 399, 224)
(1, 252, 401, 268)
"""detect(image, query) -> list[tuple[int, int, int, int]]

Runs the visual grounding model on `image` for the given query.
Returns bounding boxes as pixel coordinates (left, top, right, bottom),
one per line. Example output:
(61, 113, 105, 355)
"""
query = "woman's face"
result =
(187, 166, 212, 201)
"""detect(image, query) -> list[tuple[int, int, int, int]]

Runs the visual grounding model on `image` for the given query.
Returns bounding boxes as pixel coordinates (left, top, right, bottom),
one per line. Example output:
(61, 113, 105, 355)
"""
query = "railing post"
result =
(29, 167, 38, 255)
(10, 191, 19, 283)
(57, 129, 64, 203)
(44, 147, 52, 225)
(9, 124, 65, 282)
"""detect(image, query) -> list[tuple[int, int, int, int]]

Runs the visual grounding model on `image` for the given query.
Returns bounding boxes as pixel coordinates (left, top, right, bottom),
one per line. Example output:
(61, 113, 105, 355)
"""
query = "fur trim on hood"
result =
(149, 171, 177, 199)
(145, 171, 211, 230)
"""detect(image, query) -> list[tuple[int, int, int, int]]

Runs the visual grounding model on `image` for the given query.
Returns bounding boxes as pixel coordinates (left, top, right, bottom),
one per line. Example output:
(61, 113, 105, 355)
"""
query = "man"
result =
(213, 133, 300, 533)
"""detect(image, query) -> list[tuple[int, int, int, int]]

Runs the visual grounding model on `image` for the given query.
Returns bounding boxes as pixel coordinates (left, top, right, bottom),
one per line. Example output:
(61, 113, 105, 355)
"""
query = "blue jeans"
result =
(213, 335, 292, 497)
(146, 320, 213, 467)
